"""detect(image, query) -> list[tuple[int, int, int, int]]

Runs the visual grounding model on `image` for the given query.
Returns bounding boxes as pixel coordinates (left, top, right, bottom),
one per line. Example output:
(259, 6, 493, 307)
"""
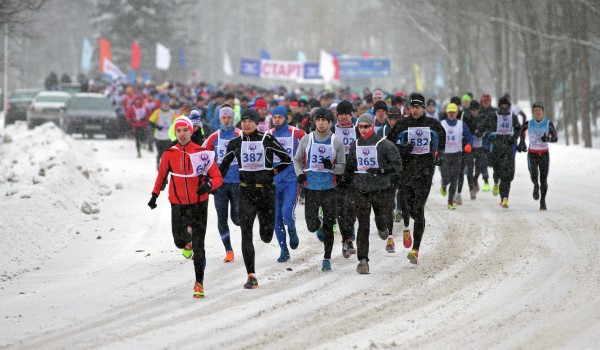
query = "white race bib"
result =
(335, 126, 356, 154)
(408, 127, 431, 154)
(355, 139, 384, 173)
(496, 113, 513, 135)
(240, 140, 266, 171)
(171, 150, 215, 178)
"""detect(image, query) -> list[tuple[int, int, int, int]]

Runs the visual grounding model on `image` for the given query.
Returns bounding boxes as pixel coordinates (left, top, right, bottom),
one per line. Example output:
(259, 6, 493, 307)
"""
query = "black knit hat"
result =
(314, 107, 334, 122)
(409, 93, 425, 107)
(469, 100, 480, 110)
(498, 95, 511, 107)
(241, 108, 259, 123)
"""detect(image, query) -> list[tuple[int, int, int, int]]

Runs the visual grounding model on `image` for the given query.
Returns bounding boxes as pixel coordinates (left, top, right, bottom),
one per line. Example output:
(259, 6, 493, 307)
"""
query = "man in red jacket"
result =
(148, 116, 223, 299)
(126, 95, 151, 158)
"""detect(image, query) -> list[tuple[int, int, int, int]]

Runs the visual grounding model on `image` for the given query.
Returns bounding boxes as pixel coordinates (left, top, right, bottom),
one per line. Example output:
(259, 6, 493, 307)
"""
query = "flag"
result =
(297, 51, 307, 63)
(103, 58, 126, 81)
(156, 43, 171, 70)
(80, 37, 92, 73)
(413, 63, 423, 92)
(223, 52, 233, 77)
(178, 47, 186, 68)
(319, 50, 340, 81)
(127, 70, 136, 84)
(130, 41, 141, 70)
(98, 37, 112, 72)
(435, 61, 445, 89)
(260, 49, 271, 60)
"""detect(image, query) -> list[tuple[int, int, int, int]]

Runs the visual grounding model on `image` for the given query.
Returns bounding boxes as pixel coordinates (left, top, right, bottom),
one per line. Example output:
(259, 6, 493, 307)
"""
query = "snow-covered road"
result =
(1, 123, 599, 349)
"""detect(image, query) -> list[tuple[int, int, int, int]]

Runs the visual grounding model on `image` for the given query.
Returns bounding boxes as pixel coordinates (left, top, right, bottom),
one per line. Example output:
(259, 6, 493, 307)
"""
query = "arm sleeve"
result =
(152, 151, 170, 195)
(331, 138, 346, 175)
(520, 121, 529, 144)
(266, 134, 292, 173)
(548, 121, 559, 142)
(293, 135, 309, 176)
(462, 122, 473, 145)
(206, 160, 223, 191)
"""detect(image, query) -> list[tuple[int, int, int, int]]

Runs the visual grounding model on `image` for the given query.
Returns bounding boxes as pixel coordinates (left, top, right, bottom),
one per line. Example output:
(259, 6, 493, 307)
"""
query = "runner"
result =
(202, 105, 242, 263)
(147, 116, 223, 298)
(294, 108, 345, 271)
(269, 106, 306, 262)
(345, 114, 401, 273)
(517, 102, 558, 210)
(386, 93, 445, 264)
(219, 108, 291, 289)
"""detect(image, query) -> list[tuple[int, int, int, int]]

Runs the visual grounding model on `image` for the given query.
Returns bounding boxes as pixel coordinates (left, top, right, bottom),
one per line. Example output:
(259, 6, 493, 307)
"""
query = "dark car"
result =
(60, 93, 119, 139)
(5, 89, 41, 124)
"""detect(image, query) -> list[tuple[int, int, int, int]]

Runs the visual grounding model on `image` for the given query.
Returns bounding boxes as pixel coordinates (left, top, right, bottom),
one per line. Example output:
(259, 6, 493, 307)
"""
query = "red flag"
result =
(131, 41, 141, 70)
(99, 37, 112, 72)
(333, 55, 340, 81)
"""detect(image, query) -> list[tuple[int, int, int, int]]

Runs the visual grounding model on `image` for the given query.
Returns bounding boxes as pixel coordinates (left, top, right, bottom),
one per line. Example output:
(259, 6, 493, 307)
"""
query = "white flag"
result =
(319, 49, 335, 81)
(223, 52, 233, 77)
(103, 58, 126, 81)
(156, 43, 171, 70)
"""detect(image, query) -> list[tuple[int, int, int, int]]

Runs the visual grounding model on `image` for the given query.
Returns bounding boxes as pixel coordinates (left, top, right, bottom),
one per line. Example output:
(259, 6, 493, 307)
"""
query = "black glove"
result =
(516, 143, 527, 153)
(156, 125, 163, 131)
(540, 133, 549, 142)
(197, 181, 212, 195)
(148, 193, 158, 209)
(322, 158, 334, 170)
(434, 151, 444, 166)
(297, 174, 307, 184)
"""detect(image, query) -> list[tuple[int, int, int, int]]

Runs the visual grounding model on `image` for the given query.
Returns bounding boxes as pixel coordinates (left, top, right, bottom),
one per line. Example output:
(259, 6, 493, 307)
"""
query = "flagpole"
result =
(2, 23, 8, 131)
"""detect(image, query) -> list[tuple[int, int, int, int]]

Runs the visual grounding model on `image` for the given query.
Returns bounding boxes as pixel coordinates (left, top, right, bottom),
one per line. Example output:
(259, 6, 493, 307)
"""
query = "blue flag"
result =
(435, 61, 445, 89)
(260, 49, 271, 60)
(80, 37, 93, 73)
(178, 47, 187, 68)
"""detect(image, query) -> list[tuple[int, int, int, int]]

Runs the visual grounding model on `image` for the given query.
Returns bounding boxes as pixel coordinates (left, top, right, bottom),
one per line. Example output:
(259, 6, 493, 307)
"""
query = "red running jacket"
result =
(152, 141, 223, 205)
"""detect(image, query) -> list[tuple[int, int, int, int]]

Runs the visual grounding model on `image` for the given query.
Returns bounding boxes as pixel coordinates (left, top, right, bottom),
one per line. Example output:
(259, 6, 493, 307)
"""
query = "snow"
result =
(1, 121, 600, 349)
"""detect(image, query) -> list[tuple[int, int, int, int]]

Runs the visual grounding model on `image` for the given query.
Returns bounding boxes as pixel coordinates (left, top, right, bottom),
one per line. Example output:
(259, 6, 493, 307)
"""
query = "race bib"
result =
(240, 140, 266, 171)
(496, 113, 513, 135)
(216, 131, 237, 164)
(171, 151, 215, 177)
(308, 142, 333, 172)
(408, 127, 431, 154)
(335, 126, 356, 154)
(273, 136, 293, 163)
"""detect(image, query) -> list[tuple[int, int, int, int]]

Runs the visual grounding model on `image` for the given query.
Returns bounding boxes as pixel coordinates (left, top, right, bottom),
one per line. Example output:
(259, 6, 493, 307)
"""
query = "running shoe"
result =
(385, 237, 395, 253)
(533, 184, 540, 200)
(454, 193, 463, 205)
(378, 229, 388, 240)
(223, 250, 234, 263)
(470, 187, 477, 200)
(342, 240, 356, 258)
(407, 248, 419, 264)
(193, 282, 204, 298)
(403, 229, 412, 248)
(321, 259, 332, 272)
(492, 183, 499, 196)
(243, 274, 259, 289)
(482, 182, 490, 192)
(182, 242, 193, 259)
(289, 229, 299, 250)
(440, 185, 447, 197)
(448, 203, 456, 210)
(277, 248, 290, 263)
(540, 199, 547, 211)
(501, 198, 509, 209)
(356, 259, 370, 274)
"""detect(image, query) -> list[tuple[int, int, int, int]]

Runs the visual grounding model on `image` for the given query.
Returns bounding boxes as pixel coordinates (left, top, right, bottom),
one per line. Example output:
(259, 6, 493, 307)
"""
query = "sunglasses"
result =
(357, 124, 371, 129)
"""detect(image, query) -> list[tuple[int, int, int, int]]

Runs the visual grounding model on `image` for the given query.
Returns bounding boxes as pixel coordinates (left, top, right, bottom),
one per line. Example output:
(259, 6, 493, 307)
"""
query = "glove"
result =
(197, 181, 212, 195)
(400, 142, 415, 155)
(516, 143, 527, 153)
(434, 151, 444, 166)
(148, 193, 158, 209)
(322, 158, 334, 170)
(540, 133, 549, 142)
(464, 144, 472, 153)
(297, 174, 307, 184)
(156, 125, 163, 131)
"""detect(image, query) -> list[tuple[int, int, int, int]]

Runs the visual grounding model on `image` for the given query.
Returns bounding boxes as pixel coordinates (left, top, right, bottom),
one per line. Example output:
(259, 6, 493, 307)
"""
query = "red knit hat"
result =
(174, 116, 193, 131)
(254, 98, 267, 109)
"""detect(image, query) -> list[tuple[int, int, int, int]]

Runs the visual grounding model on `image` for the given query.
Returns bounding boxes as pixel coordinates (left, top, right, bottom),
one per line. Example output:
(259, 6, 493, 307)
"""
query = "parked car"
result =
(26, 91, 71, 129)
(5, 89, 41, 124)
(60, 93, 119, 139)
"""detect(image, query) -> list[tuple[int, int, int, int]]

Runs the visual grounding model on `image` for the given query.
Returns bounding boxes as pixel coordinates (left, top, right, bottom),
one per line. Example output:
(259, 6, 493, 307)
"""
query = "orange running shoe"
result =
(403, 229, 412, 248)
(223, 250, 234, 263)
(182, 242, 193, 259)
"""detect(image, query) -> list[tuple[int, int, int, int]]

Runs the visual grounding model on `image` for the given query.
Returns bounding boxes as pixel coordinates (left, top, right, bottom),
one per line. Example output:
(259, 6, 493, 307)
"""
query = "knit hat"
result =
(498, 95, 510, 107)
(254, 98, 267, 109)
(336, 100, 354, 115)
(469, 100, 480, 110)
(409, 93, 425, 107)
(314, 107, 334, 122)
(357, 113, 374, 126)
(446, 103, 459, 113)
(272, 105, 288, 118)
(461, 94, 472, 103)
(219, 106, 234, 118)
(450, 96, 461, 105)
(188, 110, 202, 126)
(174, 116, 193, 131)
(241, 108, 259, 123)
(387, 107, 402, 118)
(373, 101, 388, 113)
(532, 102, 544, 110)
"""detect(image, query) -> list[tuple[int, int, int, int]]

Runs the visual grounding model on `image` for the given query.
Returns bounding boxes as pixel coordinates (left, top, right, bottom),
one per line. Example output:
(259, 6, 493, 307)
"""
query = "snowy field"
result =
(1, 121, 599, 349)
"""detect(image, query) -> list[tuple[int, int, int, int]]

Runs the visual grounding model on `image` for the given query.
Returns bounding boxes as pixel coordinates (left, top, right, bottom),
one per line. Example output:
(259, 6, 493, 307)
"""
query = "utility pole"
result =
(2, 22, 8, 131)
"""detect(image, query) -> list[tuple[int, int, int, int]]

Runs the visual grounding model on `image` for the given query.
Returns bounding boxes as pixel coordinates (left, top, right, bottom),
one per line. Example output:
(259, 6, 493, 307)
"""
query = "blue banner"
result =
(303, 62, 320, 79)
(338, 58, 391, 78)
(240, 58, 261, 76)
